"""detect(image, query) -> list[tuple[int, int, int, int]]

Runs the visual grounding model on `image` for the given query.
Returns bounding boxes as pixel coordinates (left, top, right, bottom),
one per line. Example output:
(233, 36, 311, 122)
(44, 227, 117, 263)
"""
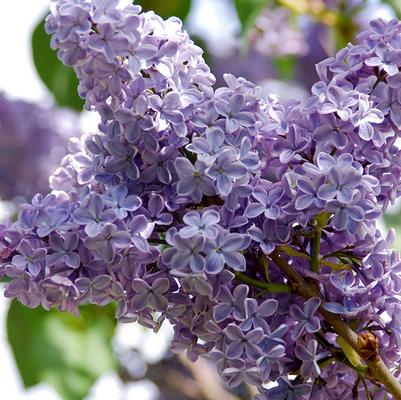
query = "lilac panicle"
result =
(1, 1, 401, 398)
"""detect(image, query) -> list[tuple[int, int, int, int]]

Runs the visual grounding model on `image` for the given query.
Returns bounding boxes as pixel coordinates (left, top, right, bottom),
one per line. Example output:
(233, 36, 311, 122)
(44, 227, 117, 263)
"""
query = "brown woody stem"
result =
(269, 249, 401, 400)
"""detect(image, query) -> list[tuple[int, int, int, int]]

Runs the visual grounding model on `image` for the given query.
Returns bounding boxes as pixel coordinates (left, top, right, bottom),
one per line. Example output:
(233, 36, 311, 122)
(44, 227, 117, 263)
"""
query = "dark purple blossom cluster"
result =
(0, 94, 78, 200)
(1, 1, 401, 398)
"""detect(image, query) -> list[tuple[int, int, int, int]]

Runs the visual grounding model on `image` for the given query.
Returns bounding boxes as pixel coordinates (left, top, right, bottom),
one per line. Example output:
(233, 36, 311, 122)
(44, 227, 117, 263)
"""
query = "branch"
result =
(234, 272, 291, 293)
(310, 223, 322, 273)
(269, 249, 401, 400)
(179, 354, 241, 400)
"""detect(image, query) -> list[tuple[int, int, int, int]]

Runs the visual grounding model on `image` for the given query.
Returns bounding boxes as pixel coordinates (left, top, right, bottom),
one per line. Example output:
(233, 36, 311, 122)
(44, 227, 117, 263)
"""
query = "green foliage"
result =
(234, 0, 269, 34)
(32, 15, 84, 111)
(336, 336, 367, 373)
(7, 301, 116, 400)
(384, 211, 401, 252)
(272, 55, 295, 81)
(135, 0, 192, 21)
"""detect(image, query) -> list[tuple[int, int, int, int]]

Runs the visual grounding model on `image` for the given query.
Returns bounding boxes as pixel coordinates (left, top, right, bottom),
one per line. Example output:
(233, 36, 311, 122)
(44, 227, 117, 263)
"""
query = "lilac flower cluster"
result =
(249, 8, 309, 58)
(1, 1, 401, 398)
(0, 94, 78, 200)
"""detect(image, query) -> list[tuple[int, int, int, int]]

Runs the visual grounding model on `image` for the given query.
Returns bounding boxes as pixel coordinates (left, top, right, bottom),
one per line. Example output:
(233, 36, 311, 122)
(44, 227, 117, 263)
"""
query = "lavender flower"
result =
(207, 149, 248, 197)
(319, 87, 359, 121)
(295, 339, 321, 379)
(84, 224, 131, 263)
(365, 43, 401, 76)
(215, 94, 255, 133)
(257, 345, 286, 381)
(295, 176, 326, 210)
(324, 298, 370, 317)
(179, 209, 220, 239)
(351, 95, 384, 141)
(72, 194, 116, 237)
(266, 377, 311, 400)
(240, 298, 278, 331)
(246, 187, 284, 220)
(11, 240, 46, 276)
(213, 285, 248, 322)
(131, 278, 170, 312)
(225, 324, 264, 360)
(222, 360, 261, 388)
(289, 298, 321, 340)
(204, 232, 247, 273)
(47, 233, 80, 268)
(36, 207, 70, 237)
(103, 185, 141, 219)
(163, 233, 205, 273)
(175, 158, 216, 203)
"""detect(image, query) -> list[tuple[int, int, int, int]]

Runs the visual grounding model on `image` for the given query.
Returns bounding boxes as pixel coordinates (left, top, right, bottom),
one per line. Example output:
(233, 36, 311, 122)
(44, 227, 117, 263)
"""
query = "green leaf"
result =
(336, 336, 367, 373)
(7, 301, 116, 400)
(234, 0, 269, 34)
(272, 55, 296, 81)
(135, 0, 192, 21)
(32, 14, 84, 111)
(383, 211, 401, 252)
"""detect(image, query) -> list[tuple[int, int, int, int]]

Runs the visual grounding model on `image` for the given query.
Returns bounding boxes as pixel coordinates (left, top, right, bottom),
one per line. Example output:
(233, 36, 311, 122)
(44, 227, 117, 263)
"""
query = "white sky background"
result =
(0, 0, 50, 102)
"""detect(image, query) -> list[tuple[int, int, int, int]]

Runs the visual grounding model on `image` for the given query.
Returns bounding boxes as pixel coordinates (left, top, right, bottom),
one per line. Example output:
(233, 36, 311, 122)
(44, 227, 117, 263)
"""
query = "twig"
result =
(234, 271, 290, 293)
(179, 354, 241, 400)
(268, 249, 401, 400)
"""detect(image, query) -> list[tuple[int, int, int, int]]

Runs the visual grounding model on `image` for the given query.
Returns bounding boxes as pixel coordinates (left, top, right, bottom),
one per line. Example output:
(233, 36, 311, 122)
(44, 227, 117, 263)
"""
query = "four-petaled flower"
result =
(131, 278, 170, 311)
(213, 285, 248, 322)
(175, 158, 216, 203)
(289, 297, 321, 340)
(295, 339, 321, 379)
(72, 194, 116, 237)
(240, 298, 278, 331)
(205, 232, 247, 273)
(12, 240, 46, 276)
(47, 232, 80, 268)
(225, 324, 265, 360)
(84, 224, 131, 263)
(266, 377, 311, 400)
(103, 185, 141, 219)
(365, 43, 401, 76)
(162, 233, 205, 273)
(351, 94, 384, 141)
(207, 149, 248, 197)
(246, 186, 284, 220)
(180, 209, 220, 239)
(215, 94, 255, 133)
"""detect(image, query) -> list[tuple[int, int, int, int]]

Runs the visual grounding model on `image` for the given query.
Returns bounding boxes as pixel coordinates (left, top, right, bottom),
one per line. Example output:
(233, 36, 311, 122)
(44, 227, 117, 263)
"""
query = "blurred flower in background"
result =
(0, 94, 79, 202)
(250, 8, 309, 57)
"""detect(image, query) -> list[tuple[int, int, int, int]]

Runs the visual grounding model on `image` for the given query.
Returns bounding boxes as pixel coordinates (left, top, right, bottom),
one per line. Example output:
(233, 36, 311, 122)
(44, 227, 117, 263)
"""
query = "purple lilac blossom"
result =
(0, 2, 401, 399)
